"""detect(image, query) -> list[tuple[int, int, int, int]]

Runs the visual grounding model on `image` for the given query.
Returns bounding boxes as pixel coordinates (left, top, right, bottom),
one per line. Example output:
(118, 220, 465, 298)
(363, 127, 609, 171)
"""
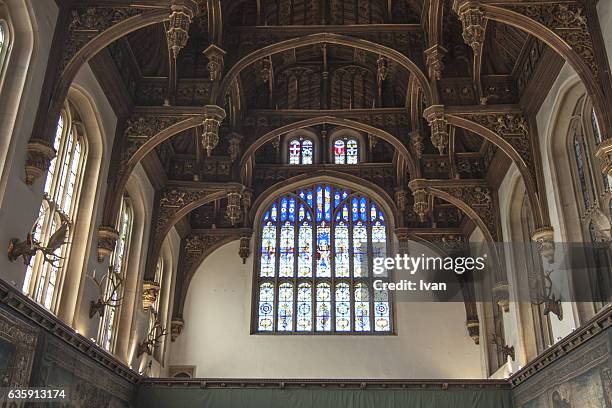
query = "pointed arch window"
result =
(573, 129, 591, 209)
(98, 195, 133, 352)
(333, 137, 359, 164)
(22, 104, 86, 312)
(254, 184, 392, 334)
(288, 137, 314, 165)
(591, 109, 602, 145)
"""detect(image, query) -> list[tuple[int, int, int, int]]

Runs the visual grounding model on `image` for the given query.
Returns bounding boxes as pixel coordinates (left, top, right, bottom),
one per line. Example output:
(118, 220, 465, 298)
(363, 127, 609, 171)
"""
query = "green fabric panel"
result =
(136, 386, 514, 408)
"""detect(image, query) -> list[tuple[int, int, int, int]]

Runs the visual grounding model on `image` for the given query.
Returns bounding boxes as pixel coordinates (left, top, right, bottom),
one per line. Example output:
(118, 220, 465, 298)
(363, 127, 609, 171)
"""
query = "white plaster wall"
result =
(535, 63, 582, 338)
(169, 240, 482, 379)
(496, 165, 525, 373)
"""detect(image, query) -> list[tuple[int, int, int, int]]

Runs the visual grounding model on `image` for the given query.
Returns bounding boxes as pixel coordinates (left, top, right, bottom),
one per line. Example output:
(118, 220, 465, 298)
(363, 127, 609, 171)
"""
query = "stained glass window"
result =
(288, 137, 313, 164)
(98, 195, 133, 352)
(254, 184, 391, 334)
(334, 137, 359, 164)
(22, 104, 86, 313)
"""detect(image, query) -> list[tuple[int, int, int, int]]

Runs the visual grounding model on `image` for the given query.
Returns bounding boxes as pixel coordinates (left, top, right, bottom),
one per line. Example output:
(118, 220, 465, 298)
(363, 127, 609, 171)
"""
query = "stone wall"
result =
(0, 279, 138, 407)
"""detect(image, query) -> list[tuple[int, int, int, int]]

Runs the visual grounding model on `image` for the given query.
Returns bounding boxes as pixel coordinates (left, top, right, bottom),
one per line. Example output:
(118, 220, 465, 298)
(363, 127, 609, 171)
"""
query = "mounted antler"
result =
(532, 269, 563, 320)
(491, 334, 515, 362)
(89, 266, 125, 318)
(137, 311, 168, 357)
(8, 208, 71, 266)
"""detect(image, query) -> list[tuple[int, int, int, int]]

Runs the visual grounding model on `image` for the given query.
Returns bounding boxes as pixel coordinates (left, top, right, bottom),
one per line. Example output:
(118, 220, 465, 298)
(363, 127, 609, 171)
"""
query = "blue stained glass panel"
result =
(374, 289, 391, 332)
(355, 283, 370, 332)
(297, 216, 313, 277)
(335, 282, 351, 331)
(316, 221, 331, 277)
(279, 221, 294, 277)
(353, 221, 368, 277)
(316, 283, 331, 331)
(258, 282, 274, 331)
(296, 283, 312, 331)
(334, 220, 350, 277)
(277, 283, 294, 331)
(260, 220, 276, 277)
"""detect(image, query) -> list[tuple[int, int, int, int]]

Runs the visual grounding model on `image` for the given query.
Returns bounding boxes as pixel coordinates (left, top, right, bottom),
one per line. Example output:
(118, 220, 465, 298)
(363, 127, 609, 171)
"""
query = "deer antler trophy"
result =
(491, 334, 515, 362)
(8, 209, 71, 266)
(532, 269, 563, 320)
(137, 311, 168, 357)
(89, 266, 125, 318)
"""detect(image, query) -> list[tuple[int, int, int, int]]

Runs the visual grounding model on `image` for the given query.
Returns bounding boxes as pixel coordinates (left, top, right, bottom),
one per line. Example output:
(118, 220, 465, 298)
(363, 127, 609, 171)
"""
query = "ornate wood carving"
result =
(63, 7, 148, 73)
(144, 183, 243, 281)
(452, 110, 533, 174)
(503, 3, 597, 79)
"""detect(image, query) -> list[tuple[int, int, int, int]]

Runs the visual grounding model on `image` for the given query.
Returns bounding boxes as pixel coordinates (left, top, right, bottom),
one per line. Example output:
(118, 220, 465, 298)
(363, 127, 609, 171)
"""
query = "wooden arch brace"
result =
(143, 182, 245, 282)
(25, 3, 195, 184)
(172, 228, 251, 319)
(455, 0, 612, 173)
(98, 106, 226, 258)
(408, 178, 507, 286)
(431, 104, 550, 230)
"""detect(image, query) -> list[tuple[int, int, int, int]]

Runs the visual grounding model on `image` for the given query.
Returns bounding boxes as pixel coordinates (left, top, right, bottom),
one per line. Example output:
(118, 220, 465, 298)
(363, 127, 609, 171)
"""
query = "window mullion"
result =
(366, 197, 375, 333)
(330, 188, 336, 334)
(292, 200, 298, 332)
(311, 201, 316, 334)
(274, 198, 281, 333)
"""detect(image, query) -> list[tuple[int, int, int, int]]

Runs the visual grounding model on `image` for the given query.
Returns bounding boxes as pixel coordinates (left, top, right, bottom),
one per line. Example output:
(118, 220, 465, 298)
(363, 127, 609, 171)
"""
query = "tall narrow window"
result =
(591, 109, 602, 145)
(254, 184, 392, 334)
(149, 258, 164, 357)
(98, 195, 133, 352)
(573, 131, 590, 209)
(333, 137, 359, 164)
(288, 137, 313, 165)
(0, 21, 8, 73)
(22, 105, 86, 312)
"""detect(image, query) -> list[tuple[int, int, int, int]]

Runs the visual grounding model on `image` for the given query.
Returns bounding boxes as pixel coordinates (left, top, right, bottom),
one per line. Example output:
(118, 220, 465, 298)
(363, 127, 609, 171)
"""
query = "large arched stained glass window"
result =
(255, 184, 392, 334)
(333, 137, 359, 164)
(22, 103, 86, 312)
(288, 136, 313, 164)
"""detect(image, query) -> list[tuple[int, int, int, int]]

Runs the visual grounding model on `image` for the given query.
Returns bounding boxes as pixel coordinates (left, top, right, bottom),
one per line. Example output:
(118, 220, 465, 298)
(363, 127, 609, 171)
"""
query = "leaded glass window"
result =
(254, 184, 392, 334)
(333, 137, 359, 164)
(98, 195, 133, 352)
(591, 109, 602, 145)
(0, 21, 7, 72)
(22, 105, 86, 312)
(288, 137, 313, 164)
(573, 131, 591, 209)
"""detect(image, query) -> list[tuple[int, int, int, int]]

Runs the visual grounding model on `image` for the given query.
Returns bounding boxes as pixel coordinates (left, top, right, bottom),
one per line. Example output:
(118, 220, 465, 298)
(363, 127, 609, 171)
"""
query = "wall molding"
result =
(0, 278, 140, 384)
(509, 304, 612, 387)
